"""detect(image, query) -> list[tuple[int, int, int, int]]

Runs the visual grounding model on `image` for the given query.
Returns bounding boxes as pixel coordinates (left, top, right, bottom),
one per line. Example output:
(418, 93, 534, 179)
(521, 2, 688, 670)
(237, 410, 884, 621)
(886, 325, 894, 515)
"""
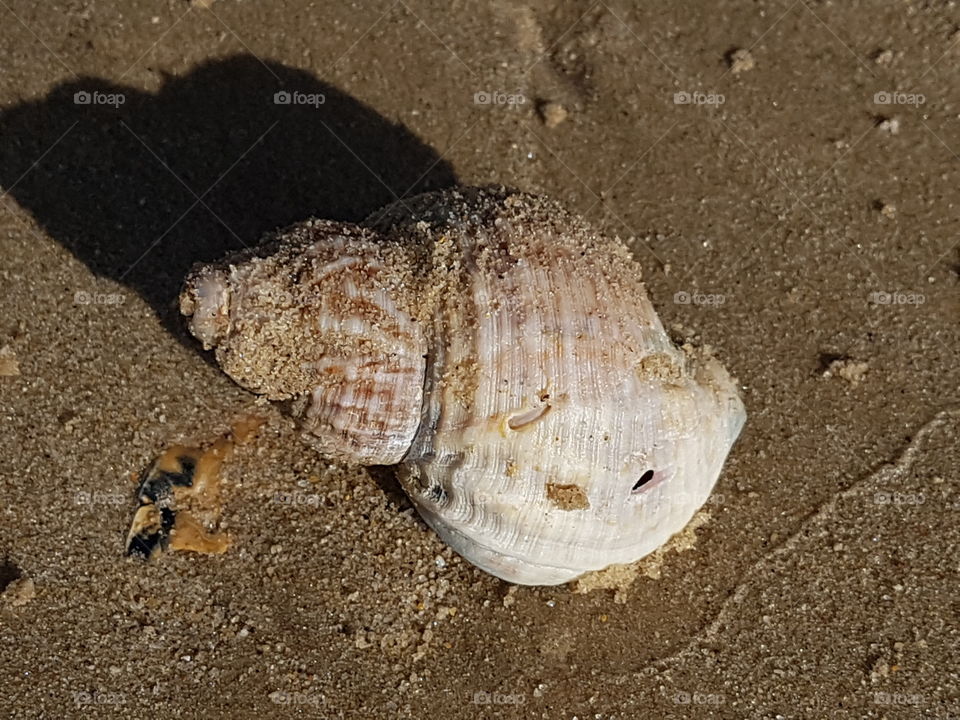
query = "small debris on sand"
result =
(726, 48, 756, 74)
(869, 657, 890, 682)
(2, 576, 36, 607)
(545, 481, 590, 510)
(823, 358, 869, 386)
(876, 117, 900, 134)
(572, 510, 711, 602)
(874, 200, 896, 219)
(873, 48, 895, 65)
(539, 101, 568, 128)
(126, 415, 265, 559)
(0, 345, 19, 376)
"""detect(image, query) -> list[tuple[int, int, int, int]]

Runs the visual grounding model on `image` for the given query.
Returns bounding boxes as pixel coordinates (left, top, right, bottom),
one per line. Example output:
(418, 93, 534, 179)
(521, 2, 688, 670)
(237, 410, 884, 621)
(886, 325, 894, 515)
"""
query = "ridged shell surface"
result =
(367, 188, 745, 584)
(181, 186, 746, 585)
(180, 221, 427, 466)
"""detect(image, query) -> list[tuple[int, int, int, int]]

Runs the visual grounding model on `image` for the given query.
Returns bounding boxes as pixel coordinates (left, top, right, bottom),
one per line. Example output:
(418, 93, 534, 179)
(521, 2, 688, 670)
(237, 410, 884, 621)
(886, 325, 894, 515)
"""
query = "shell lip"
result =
(408, 493, 588, 586)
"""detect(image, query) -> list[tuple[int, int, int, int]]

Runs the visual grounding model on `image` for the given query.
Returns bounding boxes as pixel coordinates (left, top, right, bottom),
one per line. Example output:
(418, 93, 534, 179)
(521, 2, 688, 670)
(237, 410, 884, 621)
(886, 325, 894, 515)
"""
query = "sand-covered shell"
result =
(180, 186, 746, 585)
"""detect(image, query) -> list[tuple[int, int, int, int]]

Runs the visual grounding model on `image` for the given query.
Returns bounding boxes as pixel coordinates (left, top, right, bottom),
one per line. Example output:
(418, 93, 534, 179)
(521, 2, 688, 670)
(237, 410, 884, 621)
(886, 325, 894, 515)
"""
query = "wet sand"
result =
(1, 1, 958, 718)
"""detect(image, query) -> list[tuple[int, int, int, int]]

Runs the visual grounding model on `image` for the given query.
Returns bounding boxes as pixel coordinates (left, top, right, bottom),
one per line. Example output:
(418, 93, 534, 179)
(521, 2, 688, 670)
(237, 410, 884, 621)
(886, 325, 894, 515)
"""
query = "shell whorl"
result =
(180, 220, 427, 465)
(181, 187, 746, 585)
(367, 188, 746, 584)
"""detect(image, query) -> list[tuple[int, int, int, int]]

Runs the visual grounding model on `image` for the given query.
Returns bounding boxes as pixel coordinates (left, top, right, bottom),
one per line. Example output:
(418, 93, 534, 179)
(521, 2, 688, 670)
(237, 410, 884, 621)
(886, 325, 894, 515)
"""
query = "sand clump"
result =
(2, 576, 36, 607)
(539, 101, 569, 128)
(572, 510, 712, 603)
(823, 358, 870, 386)
(0, 345, 19, 376)
(727, 48, 756, 73)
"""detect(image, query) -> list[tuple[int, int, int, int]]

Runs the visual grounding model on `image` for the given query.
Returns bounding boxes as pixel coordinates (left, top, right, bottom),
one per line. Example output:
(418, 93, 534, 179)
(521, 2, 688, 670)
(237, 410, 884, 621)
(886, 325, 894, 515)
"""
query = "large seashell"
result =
(180, 186, 746, 585)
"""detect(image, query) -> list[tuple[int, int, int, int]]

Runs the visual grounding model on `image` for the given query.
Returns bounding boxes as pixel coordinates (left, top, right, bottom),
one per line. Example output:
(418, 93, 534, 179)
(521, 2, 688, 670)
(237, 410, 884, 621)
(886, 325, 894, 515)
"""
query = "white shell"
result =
(181, 187, 746, 585)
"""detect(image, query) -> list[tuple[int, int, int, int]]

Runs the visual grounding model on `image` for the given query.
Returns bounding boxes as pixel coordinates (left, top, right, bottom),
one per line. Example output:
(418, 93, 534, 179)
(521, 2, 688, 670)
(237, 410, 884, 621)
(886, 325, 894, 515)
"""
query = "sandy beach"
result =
(1, 1, 958, 718)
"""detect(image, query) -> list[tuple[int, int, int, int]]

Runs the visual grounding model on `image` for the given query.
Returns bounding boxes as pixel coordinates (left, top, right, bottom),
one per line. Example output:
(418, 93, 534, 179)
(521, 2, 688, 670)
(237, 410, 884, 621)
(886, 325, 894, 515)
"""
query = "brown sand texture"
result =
(1, 1, 958, 718)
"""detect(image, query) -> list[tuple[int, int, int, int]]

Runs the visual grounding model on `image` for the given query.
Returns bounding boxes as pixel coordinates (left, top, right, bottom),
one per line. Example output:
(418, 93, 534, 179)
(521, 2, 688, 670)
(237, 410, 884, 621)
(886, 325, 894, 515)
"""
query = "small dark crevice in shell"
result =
(632, 470, 655, 493)
(426, 483, 447, 503)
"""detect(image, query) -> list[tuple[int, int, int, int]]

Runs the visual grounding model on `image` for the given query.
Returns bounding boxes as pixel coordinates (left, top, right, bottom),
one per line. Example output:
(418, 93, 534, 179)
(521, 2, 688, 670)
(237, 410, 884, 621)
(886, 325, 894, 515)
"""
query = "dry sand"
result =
(1, 1, 958, 718)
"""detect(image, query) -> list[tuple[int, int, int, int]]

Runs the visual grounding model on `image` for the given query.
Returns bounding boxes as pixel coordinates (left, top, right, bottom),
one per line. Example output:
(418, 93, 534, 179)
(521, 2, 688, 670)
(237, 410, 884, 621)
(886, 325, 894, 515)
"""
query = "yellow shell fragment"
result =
(126, 417, 264, 559)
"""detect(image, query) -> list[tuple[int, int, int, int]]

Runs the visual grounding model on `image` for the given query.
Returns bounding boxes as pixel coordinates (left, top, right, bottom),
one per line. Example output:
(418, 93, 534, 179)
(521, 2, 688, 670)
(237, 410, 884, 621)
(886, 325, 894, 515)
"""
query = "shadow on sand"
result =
(0, 54, 457, 345)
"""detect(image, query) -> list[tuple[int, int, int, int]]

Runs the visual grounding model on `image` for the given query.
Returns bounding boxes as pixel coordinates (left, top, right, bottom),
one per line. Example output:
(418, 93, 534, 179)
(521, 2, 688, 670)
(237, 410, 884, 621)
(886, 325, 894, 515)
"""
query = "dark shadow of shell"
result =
(0, 54, 457, 352)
